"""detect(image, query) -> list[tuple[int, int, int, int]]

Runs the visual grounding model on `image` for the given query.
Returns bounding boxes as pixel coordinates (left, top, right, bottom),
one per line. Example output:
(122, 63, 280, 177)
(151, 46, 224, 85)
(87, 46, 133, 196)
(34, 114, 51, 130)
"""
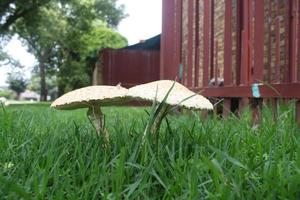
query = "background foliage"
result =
(0, 0, 127, 100)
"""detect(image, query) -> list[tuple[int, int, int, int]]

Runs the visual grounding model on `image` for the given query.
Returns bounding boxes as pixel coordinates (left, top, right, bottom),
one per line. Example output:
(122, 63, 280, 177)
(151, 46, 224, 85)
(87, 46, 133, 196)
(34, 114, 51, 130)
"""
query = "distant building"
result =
(0, 86, 8, 91)
(20, 90, 40, 101)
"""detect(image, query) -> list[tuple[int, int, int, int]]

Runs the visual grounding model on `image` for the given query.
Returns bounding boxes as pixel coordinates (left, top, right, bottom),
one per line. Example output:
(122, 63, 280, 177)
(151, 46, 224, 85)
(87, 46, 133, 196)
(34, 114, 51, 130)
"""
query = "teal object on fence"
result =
(252, 84, 261, 98)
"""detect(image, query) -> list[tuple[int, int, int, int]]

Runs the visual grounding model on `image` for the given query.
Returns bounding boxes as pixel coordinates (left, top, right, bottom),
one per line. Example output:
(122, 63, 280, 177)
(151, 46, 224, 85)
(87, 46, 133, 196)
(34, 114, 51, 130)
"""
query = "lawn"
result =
(0, 102, 300, 199)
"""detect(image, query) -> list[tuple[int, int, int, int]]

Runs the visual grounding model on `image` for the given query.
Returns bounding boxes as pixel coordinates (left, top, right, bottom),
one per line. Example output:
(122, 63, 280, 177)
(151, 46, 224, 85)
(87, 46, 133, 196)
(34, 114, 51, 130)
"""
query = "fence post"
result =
(270, 98, 278, 121)
(238, 98, 249, 116)
(223, 0, 233, 118)
(223, 98, 231, 117)
(250, 98, 263, 126)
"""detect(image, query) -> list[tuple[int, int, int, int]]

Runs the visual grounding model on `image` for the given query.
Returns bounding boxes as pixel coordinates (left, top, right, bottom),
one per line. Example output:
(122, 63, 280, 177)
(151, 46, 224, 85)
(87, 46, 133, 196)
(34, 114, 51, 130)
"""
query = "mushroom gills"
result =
(87, 106, 109, 142)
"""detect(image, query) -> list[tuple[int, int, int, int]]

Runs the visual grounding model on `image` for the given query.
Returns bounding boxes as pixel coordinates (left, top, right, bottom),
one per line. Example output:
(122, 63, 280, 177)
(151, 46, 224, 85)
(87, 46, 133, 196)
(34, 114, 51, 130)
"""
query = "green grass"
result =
(0, 102, 300, 199)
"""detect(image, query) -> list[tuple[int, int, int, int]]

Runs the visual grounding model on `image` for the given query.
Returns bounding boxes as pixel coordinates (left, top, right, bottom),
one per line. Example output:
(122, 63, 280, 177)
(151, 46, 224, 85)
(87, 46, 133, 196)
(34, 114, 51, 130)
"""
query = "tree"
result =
(28, 73, 58, 100)
(0, 0, 50, 34)
(6, 72, 27, 99)
(7, 0, 127, 100)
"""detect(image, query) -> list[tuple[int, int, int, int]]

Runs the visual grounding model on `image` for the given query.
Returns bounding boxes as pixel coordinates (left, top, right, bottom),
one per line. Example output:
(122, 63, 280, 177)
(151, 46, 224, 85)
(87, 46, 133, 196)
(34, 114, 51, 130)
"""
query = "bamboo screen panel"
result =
(179, 0, 300, 88)
(263, 0, 288, 83)
(213, 0, 225, 81)
(181, 0, 189, 85)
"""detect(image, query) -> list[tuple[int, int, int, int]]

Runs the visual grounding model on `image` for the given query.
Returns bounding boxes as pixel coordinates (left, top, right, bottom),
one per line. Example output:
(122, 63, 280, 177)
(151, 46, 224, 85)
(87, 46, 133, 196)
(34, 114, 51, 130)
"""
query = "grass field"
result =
(0, 102, 300, 199)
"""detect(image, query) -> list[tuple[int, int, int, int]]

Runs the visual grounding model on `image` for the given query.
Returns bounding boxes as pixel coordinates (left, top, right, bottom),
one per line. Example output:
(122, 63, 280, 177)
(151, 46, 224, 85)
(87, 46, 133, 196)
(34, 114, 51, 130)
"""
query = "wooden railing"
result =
(161, 0, 300, 126)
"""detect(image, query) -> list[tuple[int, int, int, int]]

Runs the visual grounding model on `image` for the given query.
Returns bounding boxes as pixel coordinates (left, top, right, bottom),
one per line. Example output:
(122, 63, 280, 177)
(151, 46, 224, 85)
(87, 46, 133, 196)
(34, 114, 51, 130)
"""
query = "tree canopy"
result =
(7, 71, 28, 99)
(1, 0, 127, 100)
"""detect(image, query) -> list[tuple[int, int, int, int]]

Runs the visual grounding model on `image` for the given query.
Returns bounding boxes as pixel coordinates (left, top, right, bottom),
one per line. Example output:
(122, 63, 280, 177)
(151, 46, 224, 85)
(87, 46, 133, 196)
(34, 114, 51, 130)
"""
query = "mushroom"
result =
(127, 80, 213, 135)
(51, 85, 128, 141)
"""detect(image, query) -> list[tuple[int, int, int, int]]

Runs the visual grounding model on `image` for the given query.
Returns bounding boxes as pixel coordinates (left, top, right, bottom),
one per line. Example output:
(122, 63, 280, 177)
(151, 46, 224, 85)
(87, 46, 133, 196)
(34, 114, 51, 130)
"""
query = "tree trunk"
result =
(58, 83, 65, 97)
(39, 51, 48, 101)
(16, 92, 20, 100)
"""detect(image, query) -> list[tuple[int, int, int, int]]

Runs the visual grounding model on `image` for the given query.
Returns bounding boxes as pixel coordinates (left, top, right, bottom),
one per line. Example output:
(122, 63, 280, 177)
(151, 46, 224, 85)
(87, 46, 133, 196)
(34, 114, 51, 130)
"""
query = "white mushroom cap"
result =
(51, 85, 128, 110)
(127, 80, 213, 110)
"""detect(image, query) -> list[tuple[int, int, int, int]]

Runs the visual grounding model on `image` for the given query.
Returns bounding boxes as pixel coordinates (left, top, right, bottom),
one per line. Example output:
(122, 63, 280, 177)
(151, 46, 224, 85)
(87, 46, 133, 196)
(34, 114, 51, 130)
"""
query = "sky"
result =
(0, 0, 162, 86)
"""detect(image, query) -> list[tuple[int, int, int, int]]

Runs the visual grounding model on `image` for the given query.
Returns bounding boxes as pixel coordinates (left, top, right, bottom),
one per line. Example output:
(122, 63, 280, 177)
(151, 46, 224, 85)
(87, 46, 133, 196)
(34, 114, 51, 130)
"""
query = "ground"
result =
(0, 103, 300, 199)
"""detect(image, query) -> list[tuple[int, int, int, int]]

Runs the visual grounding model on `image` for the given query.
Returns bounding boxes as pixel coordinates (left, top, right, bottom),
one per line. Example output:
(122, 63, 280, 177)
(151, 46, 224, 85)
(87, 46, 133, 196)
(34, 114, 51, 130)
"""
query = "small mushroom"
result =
(51, 85, 128, 141)
(127, 80, 213, 135)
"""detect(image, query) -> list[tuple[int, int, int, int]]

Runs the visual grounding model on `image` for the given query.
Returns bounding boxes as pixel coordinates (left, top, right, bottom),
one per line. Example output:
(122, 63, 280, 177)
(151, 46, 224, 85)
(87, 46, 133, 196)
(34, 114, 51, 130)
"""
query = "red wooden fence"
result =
(161, 0, 300, 125)
(102, 49, 160, 88)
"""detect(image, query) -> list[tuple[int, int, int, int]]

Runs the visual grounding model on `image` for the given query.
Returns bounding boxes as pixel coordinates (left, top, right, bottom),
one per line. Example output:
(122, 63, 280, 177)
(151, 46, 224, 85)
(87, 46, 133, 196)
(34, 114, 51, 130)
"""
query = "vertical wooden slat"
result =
(240, 0, 250, 85)
(236, 0, 242, 85)
(251, 98, 263, 126)
(248, 0, 254, 84)
(187, 0, 194, 87)
(203, 0, 211, 86)
(267, 0, 272, 83)
(210, 0, 215, 81)
(284, 0, 290, 82)
(253, 0, 264, 83)
(160, 0, 182, 80)
(275, 15, 281, 83)
(214, 41, 219, 86)
(251, 1, 263, 128)
(298, 0, 300, 82)
(247, 0, 255, 84)
(177, 0, 183, 82)
(224, 0, 233, 86)
(194, 0, 200, 87)
(289, 0, 297, 83)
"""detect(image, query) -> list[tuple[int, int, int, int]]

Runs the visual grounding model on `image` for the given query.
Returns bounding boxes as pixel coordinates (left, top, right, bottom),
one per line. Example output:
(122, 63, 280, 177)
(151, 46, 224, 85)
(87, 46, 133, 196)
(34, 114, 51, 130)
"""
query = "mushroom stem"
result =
(87, 106, 109, 142)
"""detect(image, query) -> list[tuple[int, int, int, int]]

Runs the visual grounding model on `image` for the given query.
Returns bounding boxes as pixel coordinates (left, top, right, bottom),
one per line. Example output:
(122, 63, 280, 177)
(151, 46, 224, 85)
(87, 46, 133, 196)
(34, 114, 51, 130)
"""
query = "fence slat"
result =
(194, 0, 200, 87)
(275, 15, 281, 83)
(203, 0, 211, 86)
(161, 0, 182, 80)
(210, 0, 215, 81)
(298, 0, 300, 82)
(284, 0, 290, 82)
(240, 0, 250, 85)
(187, 0, 194, 87)
(289, 0, 298, 83)
(267, 0, 272, 83)
(253, 0, 264, 83)
(235, 0, 242, 85)
(224, 0, 232, 86)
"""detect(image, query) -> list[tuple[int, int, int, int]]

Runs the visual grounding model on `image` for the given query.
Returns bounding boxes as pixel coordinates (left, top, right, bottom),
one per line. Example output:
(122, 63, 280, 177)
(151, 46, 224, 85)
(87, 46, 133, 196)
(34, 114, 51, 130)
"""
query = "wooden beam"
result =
(193, 83, 300, 98)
